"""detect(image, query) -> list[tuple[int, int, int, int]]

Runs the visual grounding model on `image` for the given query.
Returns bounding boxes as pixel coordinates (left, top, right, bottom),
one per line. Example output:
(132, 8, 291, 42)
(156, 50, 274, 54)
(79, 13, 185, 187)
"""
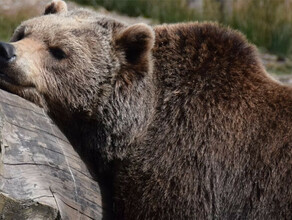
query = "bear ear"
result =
(115, 23, 155, 65)
(44, 0, 68, 15)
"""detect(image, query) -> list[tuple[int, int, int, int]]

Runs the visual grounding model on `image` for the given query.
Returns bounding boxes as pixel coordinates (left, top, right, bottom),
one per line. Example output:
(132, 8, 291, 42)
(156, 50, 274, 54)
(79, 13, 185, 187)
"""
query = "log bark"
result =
(0, 89, 103, 220)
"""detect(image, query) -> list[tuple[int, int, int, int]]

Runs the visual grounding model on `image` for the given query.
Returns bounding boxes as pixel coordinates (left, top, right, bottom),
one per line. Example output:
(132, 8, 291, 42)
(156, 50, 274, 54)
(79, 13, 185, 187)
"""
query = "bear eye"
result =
(49, 47, 67, 60)
(16, 31, 25, 41)
(11, 30, 25, 42)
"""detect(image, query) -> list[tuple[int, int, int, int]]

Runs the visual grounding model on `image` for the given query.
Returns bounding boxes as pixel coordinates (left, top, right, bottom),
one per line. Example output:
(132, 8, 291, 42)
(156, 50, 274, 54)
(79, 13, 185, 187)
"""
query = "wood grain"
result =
(0, 89, 103, 220)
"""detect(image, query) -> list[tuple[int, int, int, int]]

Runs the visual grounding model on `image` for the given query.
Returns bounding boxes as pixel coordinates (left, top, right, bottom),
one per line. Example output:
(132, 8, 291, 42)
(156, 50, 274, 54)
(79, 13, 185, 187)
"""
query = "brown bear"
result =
(0, 0, 291, 219)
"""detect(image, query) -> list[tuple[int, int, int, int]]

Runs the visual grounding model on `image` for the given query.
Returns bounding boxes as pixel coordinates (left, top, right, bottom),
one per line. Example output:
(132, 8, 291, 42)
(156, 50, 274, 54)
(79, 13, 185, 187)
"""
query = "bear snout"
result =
(0, 42, 16, 65)
(0, 38, 45, 90)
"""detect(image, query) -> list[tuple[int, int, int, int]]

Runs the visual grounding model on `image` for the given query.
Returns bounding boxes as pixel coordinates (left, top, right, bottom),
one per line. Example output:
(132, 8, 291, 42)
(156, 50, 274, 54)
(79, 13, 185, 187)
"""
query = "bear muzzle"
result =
(0, 42, 16, 64)
(0, 42, 19, 86)
(0, 41, 38, 90)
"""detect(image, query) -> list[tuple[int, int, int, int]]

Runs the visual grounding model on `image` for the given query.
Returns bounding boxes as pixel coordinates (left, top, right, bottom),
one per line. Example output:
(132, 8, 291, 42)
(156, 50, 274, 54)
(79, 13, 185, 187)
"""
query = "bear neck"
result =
(49, 72, 157, 166)
(99, 72, 157, 160)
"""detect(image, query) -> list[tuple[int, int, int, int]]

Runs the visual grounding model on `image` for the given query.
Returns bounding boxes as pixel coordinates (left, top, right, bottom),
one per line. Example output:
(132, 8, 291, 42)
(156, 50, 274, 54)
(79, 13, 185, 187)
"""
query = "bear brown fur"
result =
(0, 1, 291, 219)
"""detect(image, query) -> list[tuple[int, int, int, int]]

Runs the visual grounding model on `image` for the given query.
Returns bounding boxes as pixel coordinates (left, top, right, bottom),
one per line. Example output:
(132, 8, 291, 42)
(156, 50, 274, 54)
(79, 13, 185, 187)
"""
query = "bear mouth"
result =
(0, 70, 22, 87)
(0, 70, 35, 91)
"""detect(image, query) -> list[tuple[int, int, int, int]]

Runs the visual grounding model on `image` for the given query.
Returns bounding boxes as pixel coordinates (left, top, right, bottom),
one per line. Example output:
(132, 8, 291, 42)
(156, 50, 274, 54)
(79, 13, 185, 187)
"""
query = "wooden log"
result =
(0, 89, 103, 219)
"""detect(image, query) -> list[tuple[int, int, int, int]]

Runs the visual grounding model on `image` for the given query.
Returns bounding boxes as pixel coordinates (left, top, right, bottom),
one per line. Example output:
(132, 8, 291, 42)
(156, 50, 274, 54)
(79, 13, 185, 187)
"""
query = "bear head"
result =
(0, 0, 155, 122)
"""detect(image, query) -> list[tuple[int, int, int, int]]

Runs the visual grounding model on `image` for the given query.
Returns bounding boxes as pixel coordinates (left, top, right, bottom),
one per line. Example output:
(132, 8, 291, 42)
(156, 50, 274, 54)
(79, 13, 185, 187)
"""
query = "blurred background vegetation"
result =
(73, 0, 292, 58)
(0, 9, 34, 41)
(0, 0, 291, 75)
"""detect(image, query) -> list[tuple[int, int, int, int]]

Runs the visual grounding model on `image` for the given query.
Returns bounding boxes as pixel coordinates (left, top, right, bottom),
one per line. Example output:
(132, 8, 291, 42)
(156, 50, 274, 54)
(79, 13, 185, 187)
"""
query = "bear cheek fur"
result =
(12, 38, 46, 90)
(0, 38, 47, 107)
(22, 25, 117, 119)
(42, 45, 116, 119)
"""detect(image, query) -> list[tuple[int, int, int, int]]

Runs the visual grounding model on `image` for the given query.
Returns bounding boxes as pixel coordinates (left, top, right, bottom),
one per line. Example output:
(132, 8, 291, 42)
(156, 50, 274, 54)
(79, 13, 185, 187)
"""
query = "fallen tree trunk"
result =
(0, 89, 103, 219)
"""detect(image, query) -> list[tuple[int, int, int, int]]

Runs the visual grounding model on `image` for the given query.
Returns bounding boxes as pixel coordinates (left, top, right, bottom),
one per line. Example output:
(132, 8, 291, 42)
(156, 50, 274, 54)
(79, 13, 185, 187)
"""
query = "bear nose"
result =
(0, 42, 16, 62)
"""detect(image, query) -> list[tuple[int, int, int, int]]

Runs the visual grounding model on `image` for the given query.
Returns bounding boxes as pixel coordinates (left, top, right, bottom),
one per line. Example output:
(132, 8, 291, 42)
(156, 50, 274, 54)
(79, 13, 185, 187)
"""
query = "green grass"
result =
(0, 16, 21, 41)
(229, 0, 292, 58)
(265, 58, 292, 75)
